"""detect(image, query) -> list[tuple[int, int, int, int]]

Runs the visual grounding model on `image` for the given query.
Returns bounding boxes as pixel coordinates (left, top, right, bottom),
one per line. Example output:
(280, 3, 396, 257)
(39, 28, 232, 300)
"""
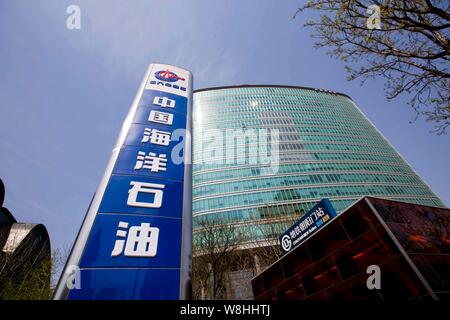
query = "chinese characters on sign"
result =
(134, 152, 167, 172)
(127, 181, 165, 209)
(280, 198, 337, 255)
(149, 110, 173, 125)
(111, 221, 160, 258)
(288, 207, 329, 239)
(153, 96, 175, 109)
(142, 128, 172, 146)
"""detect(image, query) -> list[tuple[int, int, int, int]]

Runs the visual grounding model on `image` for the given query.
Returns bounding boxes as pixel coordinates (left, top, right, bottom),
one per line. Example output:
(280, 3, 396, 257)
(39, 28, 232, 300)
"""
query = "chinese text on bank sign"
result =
(55, 64, 192, 300)
(279, 199, 337, 255)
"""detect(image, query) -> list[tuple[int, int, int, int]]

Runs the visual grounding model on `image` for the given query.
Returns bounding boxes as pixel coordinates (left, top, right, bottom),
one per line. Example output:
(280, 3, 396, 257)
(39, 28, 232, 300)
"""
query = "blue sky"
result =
(0, 0, 448, 258)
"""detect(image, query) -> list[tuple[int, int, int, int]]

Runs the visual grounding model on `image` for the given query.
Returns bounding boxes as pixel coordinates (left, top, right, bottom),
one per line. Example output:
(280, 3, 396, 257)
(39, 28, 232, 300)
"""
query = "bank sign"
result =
(54, 64, 192, 300)
(279, 199, 337, 255)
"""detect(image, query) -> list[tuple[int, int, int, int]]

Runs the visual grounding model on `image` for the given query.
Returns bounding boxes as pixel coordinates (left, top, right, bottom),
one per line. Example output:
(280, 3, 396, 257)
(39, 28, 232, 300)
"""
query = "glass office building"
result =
(192, 85, 445, 244)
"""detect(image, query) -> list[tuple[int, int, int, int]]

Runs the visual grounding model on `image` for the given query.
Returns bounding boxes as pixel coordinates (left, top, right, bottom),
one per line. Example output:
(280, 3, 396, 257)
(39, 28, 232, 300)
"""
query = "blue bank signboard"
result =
(279, 199, 337, 255)
(54, 64, 192, 300)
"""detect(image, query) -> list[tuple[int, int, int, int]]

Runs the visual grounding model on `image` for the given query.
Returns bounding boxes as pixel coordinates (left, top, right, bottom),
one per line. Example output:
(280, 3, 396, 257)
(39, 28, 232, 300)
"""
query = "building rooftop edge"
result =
(193, 84, 353, 100)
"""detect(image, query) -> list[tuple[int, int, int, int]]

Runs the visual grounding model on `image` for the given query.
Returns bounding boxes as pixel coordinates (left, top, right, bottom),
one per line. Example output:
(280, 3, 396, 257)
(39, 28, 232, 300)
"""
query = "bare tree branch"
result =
(295, 0, 450, 134)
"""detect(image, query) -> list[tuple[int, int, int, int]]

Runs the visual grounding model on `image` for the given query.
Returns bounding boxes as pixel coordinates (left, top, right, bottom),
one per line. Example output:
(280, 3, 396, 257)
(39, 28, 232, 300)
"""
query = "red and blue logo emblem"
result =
(155, 70, 185, 82)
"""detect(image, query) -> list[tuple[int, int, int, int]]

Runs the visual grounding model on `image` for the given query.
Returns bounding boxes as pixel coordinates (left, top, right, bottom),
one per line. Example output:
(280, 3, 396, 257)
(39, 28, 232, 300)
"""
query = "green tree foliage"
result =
(0, 258, 52, 300)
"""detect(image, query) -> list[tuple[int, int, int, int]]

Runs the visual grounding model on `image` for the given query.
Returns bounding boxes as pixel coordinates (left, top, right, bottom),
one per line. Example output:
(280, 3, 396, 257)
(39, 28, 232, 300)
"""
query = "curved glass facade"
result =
(192, 85, 445, 242)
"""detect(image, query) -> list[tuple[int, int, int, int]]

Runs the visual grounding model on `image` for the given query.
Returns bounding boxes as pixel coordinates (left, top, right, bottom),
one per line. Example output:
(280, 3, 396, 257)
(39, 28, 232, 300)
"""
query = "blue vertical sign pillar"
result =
(53, 64, 193, 300)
